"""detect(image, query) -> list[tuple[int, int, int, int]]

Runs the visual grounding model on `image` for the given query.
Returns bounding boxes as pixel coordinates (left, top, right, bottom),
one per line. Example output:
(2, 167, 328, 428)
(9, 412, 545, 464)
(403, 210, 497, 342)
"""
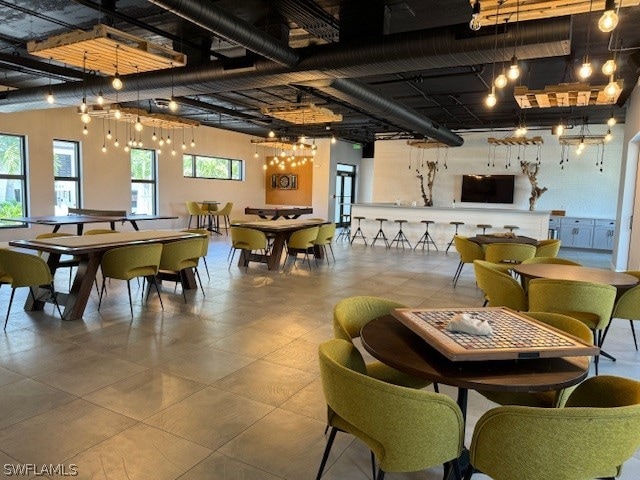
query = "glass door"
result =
(335, 164, 356, 227)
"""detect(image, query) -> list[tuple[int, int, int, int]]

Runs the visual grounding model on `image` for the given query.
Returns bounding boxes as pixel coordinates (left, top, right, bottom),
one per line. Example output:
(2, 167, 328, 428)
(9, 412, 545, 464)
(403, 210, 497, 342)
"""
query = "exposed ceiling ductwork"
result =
(0, 2, 572, 146)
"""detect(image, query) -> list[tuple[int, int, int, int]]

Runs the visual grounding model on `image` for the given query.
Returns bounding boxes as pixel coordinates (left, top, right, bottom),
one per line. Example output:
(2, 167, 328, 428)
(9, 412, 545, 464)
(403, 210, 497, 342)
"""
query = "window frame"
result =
(130, 148, 158, 215)
(183, 153, 244, 181)
(0, 133, 28, 228)
(53, 139, 82, 215)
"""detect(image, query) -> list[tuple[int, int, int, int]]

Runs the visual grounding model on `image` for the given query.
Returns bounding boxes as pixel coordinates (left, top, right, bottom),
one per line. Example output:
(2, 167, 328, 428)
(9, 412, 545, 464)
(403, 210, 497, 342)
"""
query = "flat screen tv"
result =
(461, 174, 515, 204)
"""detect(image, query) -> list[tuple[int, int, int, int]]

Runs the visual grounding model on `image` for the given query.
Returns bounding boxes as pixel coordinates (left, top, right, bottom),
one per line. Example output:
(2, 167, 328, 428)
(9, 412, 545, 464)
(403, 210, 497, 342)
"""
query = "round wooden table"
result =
(360, 315, 590, 418)
(513, 264, 639, 289)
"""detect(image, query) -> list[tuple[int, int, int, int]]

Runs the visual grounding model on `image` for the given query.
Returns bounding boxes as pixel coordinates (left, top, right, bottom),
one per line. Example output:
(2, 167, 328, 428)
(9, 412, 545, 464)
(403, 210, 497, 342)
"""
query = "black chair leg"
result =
(444, 460, 462, 480)
(315, 426, 338, 480)
(631, 320, 638, 350)
(126, 280, 134, 317)
(375, 468, 385, 480)
(4, 288, 16, 330)
(98, 279, 107, 310)
(194, 268, 205, 297)
(452, 261, 464, 287)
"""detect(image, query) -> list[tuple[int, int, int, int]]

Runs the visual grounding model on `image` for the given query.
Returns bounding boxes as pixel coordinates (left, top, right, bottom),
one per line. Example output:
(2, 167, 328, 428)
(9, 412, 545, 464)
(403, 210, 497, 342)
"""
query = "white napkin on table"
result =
(446, 313, 493, 336)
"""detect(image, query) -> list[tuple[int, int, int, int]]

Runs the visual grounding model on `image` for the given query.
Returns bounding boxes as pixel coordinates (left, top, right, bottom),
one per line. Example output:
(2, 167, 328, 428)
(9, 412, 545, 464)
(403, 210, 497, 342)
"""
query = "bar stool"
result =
(350, 216, 368, 246)
(504, 225, 520, 233)
(336, 214, 351, 242)
(371, 218, 390, 248)
(389, 220, 412, 249)
(477, 224, 492, 234)
(414, 220, 438, 251)
(445, 221, 464, 253)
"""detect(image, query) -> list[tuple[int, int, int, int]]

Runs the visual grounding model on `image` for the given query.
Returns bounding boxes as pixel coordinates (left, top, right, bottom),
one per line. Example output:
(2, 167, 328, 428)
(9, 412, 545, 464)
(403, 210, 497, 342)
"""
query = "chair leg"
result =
(126, 280, 134, 318)
(150, 276, 164, 310)
(444, 459, 462, 480)
(462, 465, 474, 480)
(48, 283, 63, 319)
(4, 288, 16, 330)
(315, 426, 338, 480)
(98, 279, 107, 310)
(452, 261, 464, 287)
(375, 468, 385, 480)
(202, 257, 210, 280)
(631, 320, 638, 350)
(328, 244, 335, 263)
(370, 451, 376, 480)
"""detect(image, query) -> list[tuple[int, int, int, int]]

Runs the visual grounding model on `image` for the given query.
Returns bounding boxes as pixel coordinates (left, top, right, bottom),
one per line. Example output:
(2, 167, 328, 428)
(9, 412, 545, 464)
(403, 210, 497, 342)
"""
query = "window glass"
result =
(53, 140, 81, 215)
(0, 134, 27, 227)
(131, 148, 157, 215)
(183, 154, 243, 180)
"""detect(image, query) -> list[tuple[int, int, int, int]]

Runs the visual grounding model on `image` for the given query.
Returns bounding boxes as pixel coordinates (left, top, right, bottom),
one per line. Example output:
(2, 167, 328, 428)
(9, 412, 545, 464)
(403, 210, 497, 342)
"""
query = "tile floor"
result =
(0, 235, 638, 479)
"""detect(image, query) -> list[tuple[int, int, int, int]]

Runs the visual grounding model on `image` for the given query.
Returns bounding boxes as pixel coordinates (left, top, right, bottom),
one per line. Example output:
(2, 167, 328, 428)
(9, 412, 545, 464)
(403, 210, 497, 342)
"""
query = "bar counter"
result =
(349, 204, 550, 247)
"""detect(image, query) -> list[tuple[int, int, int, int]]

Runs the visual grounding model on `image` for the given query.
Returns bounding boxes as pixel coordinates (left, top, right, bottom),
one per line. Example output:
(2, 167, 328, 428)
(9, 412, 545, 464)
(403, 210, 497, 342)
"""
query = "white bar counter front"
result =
(350, 204, 550, 248)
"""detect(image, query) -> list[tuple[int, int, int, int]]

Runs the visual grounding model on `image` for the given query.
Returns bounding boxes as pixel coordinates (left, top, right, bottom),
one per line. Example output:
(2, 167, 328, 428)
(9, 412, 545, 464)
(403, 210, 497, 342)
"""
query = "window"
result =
(183, 154, 243, 180)
(130, 148, 157, 215)
(53, 140, 81, 215)
(0, 133, 27, 227)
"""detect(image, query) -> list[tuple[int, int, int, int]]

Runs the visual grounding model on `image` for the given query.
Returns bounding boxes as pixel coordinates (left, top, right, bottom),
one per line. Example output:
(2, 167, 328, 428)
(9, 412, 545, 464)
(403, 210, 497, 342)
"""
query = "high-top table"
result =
(513, 263, 639, 290)
(9, 230, 205, 320)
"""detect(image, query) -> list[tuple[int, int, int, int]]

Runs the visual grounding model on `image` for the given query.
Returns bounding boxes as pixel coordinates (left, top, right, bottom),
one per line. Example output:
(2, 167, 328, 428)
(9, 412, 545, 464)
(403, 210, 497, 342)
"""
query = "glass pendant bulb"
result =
(605, 130, 613, 142)
(80, 112, 92, 124)
(494, 73, 507, 89)
(82, 125, 88, 135)
(604, 79, 621, 98)
(579, 61, 592, 79)
(268, 130, 275, 138)
(46, 91, 55, 104)
(114, 108, 122, 120)
(331, 135, 336, 144)
(556, 124, 564, 136)
(101, 145, 107, 153)
(80, 99, 87, 113)
(608, 116, 617, 127)
(602, 59, 617, 76)
(598, 1, 619, 33)
(168, 98, 178, 111)
(166, 136, 171, 145)
(485, 87, 497, 108)
(134, 118, 143, 132)
(469, 0, 481, 31)
(159, 138, 164, 146)
(171, 149, 176, 156)
(152, 131, 157, 141)
(254, 152, 259, 158)
(124, 145, 130, 152)
(190, 140, 195, 148)
(106, 130, 112, 140)
(508, 59, 520, 81)
(96, 92, 104, 105)
(114, 139, 119, 147)
(181, 142, 186, 150)
(112, 73, 123, 90)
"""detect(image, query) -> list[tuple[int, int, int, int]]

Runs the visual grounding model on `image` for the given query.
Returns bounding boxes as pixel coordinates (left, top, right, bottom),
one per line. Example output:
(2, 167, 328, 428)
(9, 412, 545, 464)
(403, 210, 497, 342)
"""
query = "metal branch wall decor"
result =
(416, 163, 437, 206)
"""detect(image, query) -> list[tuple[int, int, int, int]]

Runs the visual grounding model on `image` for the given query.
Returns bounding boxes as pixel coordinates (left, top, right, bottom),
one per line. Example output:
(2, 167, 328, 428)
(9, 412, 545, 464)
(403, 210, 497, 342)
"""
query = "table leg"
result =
(128, 220, 140, 231)
(266, 233, 287, 270)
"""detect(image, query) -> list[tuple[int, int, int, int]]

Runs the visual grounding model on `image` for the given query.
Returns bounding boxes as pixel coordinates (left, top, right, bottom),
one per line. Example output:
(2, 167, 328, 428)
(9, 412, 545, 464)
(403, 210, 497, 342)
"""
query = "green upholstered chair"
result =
(521, 256, 581, 266)
(186, 201, 210, 229)
(283, 226, 319, 270)
(452, 236, 484, 287)
(527, 278, 617, 375)
(35, 232, 80, 289)
(473, 260, 527, 311)
(98, 243, 163, 317)
(535, 239, 561, 257)
(316, 339, 463, 480)
(478, 311, 593, 408)
(466, 375, 640, 480)
(333, 296, 431, 390)
(604, 283, 640, 351)
(0, 249, 62, 329)
(313, 223, 336, 264)
(182, 229, 210, 280)
(484, 243, 536, 273)
(159, 238, 205, 301)
(229, 226, 268, 271)
(212, 202, 233, 235)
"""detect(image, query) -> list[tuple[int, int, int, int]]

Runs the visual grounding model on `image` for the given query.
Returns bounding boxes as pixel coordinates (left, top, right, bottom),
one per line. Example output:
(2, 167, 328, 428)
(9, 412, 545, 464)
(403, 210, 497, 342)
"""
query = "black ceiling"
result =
(0, 0, 638, 145)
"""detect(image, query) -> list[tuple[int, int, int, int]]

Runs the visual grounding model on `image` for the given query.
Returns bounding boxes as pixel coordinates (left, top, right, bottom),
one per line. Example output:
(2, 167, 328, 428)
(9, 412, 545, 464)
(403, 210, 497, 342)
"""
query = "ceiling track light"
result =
(599, 0, 619, 32)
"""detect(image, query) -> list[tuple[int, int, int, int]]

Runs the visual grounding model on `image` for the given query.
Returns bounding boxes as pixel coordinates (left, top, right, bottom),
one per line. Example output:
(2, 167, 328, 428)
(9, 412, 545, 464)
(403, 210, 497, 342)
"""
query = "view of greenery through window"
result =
(183, 154, 242, 180)
(131, 148, 157, 215)
(53, 140, 81, 215)
(0, 134, 26, 226)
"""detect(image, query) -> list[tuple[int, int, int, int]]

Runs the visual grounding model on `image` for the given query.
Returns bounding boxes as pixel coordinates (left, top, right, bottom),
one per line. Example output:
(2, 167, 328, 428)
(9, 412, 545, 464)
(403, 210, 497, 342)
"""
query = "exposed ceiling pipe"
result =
(0, 15, 571, 146)
(147, 0, 300, 67)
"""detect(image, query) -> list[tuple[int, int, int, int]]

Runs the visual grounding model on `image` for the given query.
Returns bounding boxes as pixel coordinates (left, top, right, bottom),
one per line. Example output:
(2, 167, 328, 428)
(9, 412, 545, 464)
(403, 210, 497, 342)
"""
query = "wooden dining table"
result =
(231, 219, 326, 270)
(513, 263, 639, 290)
(9, 230, 205, 321)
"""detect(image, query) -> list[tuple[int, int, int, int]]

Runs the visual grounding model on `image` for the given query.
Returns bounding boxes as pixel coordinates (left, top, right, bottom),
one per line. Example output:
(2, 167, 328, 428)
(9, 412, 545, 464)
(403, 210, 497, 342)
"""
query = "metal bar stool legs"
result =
(477, 224, 492, 235)
(389, 220, 412, 249)
(350, 216, 368, 246)
(336, 214, 351, 242)
(445, 222, 464, 253)
(414, 220, 438, 251)
(371, 218, 390, 248)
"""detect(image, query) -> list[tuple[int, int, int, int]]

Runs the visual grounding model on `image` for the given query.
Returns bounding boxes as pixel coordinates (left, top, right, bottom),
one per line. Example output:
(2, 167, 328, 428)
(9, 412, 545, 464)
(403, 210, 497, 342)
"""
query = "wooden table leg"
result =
(63, 254, 102, 320)
(266, 233, 287, 270)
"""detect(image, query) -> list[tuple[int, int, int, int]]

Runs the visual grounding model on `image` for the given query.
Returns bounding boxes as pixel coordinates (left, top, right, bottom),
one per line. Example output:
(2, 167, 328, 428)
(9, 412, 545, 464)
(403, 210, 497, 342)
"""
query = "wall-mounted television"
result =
(461, 174, 515, 204)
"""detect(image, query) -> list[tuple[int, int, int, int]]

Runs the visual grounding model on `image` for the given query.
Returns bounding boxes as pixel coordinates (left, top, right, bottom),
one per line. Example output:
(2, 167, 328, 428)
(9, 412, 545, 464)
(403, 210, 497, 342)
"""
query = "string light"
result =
(112, 45, 123, 90)
(598, 0, 619, 32)
(579, 0, 594, 79)
(602, 59, 617, 76)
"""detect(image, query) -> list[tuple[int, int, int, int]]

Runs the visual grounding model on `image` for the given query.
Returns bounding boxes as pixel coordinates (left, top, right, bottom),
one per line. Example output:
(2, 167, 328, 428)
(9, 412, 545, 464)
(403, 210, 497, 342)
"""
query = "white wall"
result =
(0, 106, 266, 241)
(373, 126, 624, 218)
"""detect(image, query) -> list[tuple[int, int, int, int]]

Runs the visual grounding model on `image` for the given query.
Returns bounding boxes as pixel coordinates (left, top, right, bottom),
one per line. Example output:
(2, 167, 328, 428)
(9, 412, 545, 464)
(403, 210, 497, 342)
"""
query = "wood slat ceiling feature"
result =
(407, 140, 451, 149)
(27, 24, 186, 75)
(471, 0, 640, 24)
(514, 82, 622, 108)
(488, 136, 544, 145)
(251, 138, 315, 149)
(559, 134, 606, 145)
(261, 103, 343, 124)
(86, 105, 199, 130)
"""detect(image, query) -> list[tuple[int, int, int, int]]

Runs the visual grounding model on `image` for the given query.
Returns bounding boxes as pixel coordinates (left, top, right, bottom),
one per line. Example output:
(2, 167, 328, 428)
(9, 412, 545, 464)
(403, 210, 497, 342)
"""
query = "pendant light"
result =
(579, 0, 594, 79)
(485, 0, 502, 108)
(469, 0, 481, 31)
(598, 0, 619, 32)
(508, 0, 520, 81)
(168, 63, 178, 111)
(112, 45, 123, 90)
(494, 19, 508, 89)
(45, 57, 55, 104)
